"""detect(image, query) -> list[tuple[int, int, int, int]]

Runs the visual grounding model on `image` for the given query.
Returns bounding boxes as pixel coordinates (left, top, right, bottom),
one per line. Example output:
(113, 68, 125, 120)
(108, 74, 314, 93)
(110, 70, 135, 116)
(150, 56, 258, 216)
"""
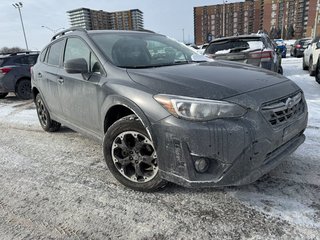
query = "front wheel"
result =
(278, 65, 283, 75)
(35, 94, 61, 132)
(103, 114, 167, 192)
(0, 93, 8, 99)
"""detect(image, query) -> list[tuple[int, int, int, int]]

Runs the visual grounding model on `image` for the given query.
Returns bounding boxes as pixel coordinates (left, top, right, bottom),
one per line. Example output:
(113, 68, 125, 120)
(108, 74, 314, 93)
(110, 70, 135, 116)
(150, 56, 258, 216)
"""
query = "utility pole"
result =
(12, 2, 29, 50)
(182, 28, 185, 43)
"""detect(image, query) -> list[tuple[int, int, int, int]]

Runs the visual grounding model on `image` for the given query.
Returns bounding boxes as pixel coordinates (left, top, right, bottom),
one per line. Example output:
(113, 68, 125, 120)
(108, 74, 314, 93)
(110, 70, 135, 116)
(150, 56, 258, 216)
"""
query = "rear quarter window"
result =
(0, 58, 8, 66)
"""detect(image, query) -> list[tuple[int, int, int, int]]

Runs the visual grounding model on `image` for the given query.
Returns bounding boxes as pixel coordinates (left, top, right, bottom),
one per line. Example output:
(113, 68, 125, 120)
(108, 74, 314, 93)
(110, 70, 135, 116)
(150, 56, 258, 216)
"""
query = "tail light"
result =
(296, 44, 302, 48)
(0, 67, 12, 75)
(249, 51, 273, 62)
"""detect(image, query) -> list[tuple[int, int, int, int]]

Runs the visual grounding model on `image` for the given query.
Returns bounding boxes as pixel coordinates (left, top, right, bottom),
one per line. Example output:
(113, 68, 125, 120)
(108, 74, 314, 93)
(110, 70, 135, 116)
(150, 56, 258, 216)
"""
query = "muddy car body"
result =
(31, 28, 308, 191)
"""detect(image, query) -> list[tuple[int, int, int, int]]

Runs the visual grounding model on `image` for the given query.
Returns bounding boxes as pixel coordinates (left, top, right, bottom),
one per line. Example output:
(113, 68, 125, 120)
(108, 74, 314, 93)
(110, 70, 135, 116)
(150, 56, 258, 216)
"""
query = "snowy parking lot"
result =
(0, 57, 319, 239)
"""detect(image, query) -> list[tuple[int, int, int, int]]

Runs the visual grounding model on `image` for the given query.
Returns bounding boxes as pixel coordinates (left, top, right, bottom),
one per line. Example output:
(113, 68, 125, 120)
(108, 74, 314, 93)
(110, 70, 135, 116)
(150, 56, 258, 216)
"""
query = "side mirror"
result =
(317, 41, 320, 49)
(64, 58, 88, 74)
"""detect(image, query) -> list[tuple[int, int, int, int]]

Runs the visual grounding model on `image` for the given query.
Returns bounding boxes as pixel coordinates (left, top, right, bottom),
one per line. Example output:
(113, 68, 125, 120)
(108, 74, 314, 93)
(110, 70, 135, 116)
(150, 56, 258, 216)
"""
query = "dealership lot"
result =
(0, 57, 319, 239)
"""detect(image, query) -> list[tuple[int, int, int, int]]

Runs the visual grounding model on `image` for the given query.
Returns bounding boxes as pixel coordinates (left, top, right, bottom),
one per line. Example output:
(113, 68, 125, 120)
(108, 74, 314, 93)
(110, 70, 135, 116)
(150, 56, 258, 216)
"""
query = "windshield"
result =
(205, 38, 264, 55)
(90, 32, 207, 68)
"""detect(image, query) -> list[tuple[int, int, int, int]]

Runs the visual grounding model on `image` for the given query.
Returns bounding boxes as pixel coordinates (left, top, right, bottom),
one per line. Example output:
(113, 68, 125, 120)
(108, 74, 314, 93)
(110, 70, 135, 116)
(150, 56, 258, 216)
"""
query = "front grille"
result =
(261, 92, 305, 127)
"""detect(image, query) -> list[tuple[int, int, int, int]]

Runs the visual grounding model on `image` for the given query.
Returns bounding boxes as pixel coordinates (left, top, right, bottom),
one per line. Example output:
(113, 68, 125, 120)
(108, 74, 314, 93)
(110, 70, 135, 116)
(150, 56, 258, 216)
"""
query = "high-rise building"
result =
(194, 0, 320, 45)
(67, 8, 144, 31)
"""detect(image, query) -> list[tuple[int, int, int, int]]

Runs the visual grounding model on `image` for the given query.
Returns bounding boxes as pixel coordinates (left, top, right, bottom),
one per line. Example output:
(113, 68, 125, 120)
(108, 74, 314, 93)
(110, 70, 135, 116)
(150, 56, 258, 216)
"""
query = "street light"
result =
(41, 25, 64, 34)
(12, 2, 29, 50)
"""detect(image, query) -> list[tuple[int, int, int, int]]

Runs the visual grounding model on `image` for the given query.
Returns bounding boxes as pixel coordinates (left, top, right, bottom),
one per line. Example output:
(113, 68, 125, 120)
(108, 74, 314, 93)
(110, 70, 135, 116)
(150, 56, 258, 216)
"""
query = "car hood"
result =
(127, 61, 290, 100)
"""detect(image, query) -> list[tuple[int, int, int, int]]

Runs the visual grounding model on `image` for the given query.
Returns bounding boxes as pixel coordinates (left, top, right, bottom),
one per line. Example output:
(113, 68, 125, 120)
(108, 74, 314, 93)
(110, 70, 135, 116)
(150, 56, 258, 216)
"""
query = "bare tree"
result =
(0, 47, 25, 54)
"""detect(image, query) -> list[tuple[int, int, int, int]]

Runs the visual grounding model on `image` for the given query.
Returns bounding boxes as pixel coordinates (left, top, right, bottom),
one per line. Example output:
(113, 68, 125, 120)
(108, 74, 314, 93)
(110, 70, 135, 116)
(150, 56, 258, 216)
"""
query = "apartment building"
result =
(194, 0, 320, 45)
(67, 8, 144, 31)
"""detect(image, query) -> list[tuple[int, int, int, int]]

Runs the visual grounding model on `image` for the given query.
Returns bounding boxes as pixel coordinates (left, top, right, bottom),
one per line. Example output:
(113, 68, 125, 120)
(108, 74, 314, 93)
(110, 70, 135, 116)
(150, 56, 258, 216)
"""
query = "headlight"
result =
(154, 94, 247, 121)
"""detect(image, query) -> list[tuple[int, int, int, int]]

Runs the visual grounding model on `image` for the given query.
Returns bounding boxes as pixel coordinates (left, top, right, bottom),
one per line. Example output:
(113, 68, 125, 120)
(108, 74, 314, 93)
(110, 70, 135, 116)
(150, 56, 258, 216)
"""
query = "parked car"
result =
(290, 38, 312, 57)
(303, 37, 320, 77)
(204, 34, 283, 74)
(274, 39, 287, 58)
(32, 28, 307, 191)
(312, 39, 320, 84)
(302, 39, 315, 71)
(0, 51, 39, 99)
(197, 43, 209, 54)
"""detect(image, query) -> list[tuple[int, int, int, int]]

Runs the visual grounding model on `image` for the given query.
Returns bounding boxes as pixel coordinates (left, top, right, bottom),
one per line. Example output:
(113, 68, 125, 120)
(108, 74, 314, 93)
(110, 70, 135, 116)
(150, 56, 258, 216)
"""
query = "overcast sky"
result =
(0, 0, 240, 50)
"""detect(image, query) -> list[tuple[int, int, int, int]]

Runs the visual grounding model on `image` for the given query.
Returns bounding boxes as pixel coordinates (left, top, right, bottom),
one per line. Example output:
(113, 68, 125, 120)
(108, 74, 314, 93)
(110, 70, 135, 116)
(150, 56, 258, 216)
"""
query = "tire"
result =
(278, 65, 283, 75)
(35, 94, 61, 132)
(16, 78, 32, 100)
(0, 93, 8, 99)
(302, 57, 308, 70)
(103, 114, 167, 192)
(316, 61, 320, 84)
(309, 57, 316, 76)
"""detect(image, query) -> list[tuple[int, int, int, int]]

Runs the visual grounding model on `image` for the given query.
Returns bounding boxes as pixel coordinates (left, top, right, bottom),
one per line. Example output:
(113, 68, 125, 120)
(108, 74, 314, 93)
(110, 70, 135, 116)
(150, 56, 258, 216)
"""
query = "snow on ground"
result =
(0, 57, 319, 233)
(229, 57, 320, 229)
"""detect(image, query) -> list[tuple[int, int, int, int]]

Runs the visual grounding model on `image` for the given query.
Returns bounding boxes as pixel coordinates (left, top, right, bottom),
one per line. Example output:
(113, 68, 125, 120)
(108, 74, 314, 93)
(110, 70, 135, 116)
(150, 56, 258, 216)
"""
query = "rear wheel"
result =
(103, 114, 167, 192)
(0, 93, 8, 99)
(309, 57, 315, 76)
(278, 65, 283, 75)
(316, 61, 320, 84)
(16, 78, 32, 99)
(302, 57, 308, 70)
(35, 94, 61, 132)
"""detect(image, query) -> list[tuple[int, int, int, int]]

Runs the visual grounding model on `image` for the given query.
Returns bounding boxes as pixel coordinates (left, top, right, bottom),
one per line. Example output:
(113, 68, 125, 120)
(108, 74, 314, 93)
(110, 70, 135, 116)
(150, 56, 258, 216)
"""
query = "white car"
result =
(302, 41, 313, 71)
(304, 37, 320, 77)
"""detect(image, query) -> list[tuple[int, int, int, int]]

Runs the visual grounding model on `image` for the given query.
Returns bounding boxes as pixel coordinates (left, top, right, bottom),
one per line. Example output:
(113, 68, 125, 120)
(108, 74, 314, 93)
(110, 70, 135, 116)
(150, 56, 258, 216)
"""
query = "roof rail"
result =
(0, 51, 39, 56)
(51, 27, 87, 41)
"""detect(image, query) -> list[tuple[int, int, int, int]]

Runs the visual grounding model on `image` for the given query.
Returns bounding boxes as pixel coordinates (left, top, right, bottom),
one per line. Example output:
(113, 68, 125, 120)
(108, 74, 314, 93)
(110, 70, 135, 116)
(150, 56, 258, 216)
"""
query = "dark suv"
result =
(204, 34, 283, 74)
(31, 28, 307, 191)
(0, 51, 39, 99)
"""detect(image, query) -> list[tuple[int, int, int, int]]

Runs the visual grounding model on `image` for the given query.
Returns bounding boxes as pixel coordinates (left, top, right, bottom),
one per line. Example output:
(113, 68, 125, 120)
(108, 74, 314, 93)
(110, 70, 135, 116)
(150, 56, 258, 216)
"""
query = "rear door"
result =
(57, 37, 104, 135)
(36, 40, 65, 116)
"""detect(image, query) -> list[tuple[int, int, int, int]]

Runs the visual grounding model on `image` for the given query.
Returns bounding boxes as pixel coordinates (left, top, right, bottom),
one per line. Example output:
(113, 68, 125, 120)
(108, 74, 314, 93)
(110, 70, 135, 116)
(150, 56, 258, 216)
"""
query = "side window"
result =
(64, 38, 90, 71)
(13, 57, 23, 64)
(40, 48, 48, 62)
(28, 55, 38, 65)
(47, 40, 65, 66)
(64, 38, 103, 74)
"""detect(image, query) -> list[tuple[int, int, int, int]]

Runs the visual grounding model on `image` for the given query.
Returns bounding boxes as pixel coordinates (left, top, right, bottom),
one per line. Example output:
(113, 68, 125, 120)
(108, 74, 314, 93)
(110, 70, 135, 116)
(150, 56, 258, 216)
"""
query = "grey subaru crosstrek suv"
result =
(31, 28, 308, 192)
(0, 51, 39, 99)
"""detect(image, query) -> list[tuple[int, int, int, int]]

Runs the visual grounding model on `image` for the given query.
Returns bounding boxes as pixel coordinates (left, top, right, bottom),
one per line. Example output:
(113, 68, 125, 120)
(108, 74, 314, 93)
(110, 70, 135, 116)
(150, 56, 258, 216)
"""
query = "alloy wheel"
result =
(111, 131, 158, 183)
(36, 97, 48, 127)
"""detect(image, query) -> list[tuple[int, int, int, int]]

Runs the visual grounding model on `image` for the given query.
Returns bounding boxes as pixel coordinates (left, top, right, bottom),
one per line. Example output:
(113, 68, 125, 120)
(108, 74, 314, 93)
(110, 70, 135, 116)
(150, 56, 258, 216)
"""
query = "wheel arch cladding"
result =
(102, 96, 152, 135)
(32, 87, 39, 101)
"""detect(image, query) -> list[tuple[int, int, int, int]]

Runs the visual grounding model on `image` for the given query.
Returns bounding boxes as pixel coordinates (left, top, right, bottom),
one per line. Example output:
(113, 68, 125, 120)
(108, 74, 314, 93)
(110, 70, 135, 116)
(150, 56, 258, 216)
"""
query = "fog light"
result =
(194, 158, 209, 173)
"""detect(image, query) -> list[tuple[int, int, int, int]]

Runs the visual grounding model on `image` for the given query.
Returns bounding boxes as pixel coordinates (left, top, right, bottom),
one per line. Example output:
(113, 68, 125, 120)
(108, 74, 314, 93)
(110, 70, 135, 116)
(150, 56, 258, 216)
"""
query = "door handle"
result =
(58, 77, 64, 84)
(37, 73, 42, 78)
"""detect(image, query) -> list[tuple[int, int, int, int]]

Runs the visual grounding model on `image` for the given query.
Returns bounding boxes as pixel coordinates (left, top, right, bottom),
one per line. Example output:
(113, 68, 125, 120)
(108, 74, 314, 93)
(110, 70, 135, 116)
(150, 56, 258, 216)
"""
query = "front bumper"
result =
(151, 105, 307, 188)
